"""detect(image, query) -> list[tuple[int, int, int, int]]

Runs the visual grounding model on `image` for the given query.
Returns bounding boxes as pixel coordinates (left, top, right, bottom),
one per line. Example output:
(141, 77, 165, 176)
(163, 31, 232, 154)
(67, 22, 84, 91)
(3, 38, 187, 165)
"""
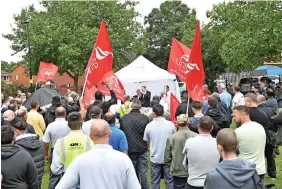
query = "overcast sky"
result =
(0, 0, 225, 63)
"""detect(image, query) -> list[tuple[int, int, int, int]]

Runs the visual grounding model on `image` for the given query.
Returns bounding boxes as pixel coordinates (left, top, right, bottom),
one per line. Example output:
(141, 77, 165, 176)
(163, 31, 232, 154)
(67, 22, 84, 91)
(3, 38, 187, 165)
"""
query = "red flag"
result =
(186, 20, 205, 101)
(168, 38, 191, 82)
(85, 20, 113, 89)
(170, 93, 180, 125)
(83, 85, 98, 109)
(97, 71, 125, 102)
(37, 62, 58, 82)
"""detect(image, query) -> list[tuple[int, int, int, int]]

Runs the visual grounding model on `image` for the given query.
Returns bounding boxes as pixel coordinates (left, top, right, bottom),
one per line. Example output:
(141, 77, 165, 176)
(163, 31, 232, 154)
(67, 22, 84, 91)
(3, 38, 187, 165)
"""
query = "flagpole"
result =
(82, 67, 90, 96)
(186, 94, 190, 115)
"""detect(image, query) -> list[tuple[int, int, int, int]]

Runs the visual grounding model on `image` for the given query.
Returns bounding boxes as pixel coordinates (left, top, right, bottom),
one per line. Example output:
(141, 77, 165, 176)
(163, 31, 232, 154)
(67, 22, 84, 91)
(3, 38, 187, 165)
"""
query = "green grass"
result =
(41, 122, 282, 189)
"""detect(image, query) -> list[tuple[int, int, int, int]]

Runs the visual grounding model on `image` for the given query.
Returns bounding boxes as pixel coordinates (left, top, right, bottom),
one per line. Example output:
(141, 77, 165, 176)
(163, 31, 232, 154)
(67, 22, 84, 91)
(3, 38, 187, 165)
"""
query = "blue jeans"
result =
(129, 152, 150, 189)
(150, 162, 173, 189)
(173, 176, 188, 189)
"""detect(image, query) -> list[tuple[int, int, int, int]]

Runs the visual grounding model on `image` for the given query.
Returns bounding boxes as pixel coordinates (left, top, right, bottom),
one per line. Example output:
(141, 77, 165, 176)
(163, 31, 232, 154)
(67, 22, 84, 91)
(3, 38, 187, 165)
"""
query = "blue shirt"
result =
(219, 91, 232, 108)
(202, 100, 208, 115)
(109, 124, 128, 152)
(144, 117, 176, 164)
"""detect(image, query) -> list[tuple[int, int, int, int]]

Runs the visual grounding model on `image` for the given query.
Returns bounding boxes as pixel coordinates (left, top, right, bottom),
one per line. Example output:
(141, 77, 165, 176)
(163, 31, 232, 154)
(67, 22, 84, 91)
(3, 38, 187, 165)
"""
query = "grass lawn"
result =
(41, 122, 282, 189)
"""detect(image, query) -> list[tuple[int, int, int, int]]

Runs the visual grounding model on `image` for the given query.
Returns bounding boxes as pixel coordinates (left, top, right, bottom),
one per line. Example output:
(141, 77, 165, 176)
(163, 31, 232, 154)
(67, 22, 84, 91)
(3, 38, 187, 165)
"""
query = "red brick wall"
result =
(10, 65, 85, 94)
(10, 65, 30, 87)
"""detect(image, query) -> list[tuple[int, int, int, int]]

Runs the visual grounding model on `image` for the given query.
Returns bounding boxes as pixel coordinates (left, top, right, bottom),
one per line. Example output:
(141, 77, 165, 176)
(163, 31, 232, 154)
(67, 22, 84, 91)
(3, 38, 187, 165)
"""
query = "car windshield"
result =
(239, 78, 259, 85)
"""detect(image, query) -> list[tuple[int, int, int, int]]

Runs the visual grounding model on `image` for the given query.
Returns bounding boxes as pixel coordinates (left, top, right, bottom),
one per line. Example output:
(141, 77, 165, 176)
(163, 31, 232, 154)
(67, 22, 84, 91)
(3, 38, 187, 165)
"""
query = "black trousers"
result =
(265, 144, 276, 178)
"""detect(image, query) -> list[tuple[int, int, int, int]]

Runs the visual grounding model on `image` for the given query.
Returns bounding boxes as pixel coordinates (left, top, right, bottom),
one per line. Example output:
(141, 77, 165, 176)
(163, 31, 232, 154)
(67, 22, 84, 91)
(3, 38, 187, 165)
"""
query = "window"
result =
(16, 75, 18, 81)
(3, 76, 9, 81)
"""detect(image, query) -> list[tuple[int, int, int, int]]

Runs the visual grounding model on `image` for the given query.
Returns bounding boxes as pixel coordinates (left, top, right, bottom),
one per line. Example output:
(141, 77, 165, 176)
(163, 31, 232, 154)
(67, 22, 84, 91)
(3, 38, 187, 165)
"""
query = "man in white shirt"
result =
(56, 119, 140, 189)
(183, 116, 220, 189)
(82, 106, 102, 135)
(233, 105, 266, 179)
(232, 86, 244, 109)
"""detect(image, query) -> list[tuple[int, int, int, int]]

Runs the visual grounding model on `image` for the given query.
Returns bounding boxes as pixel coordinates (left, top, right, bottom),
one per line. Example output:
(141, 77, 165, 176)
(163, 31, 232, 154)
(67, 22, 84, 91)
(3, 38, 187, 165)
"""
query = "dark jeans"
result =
(185, 183, 203, 189)
(150, 162, 173, 189)
(265, 144, 276, 178)
(129, 152, 150, 189)
(173, 176, 188, 189)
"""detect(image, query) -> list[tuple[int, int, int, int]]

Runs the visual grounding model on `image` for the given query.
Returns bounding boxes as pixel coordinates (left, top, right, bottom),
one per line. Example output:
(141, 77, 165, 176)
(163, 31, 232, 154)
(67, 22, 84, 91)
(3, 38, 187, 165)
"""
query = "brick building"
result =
(10, 65, 85, 94)
(1, 71, 12, 82)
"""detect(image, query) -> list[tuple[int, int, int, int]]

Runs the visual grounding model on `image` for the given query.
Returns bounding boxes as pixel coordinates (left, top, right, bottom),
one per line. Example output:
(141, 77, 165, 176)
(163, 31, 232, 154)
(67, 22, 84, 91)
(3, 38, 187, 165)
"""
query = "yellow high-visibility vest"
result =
(57, 131, 93, 171)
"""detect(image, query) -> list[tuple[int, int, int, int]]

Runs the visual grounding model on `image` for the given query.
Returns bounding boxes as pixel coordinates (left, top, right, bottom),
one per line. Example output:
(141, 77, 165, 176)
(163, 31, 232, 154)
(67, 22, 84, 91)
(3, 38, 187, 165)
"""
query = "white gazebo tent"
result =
(115, 55, 181, 101)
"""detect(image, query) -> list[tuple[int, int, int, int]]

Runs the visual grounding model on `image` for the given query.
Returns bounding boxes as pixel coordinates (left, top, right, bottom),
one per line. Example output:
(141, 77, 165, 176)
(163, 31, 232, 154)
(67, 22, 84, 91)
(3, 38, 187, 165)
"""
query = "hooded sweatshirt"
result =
(1, 144, 38, 189)
(15, 134, 44, 182)
(204, 158, 256, 189)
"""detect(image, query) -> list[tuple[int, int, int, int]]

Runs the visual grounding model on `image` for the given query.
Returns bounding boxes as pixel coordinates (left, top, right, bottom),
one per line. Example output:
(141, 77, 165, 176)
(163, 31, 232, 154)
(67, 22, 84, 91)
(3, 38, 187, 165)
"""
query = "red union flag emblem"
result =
(37, 62, 58, 82)
(176, 54, 200, 75)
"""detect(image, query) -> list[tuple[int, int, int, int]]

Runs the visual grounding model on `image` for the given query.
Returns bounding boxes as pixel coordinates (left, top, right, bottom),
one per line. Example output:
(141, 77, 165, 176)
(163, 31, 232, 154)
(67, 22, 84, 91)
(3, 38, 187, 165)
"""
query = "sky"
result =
(0, 0, 225, 63)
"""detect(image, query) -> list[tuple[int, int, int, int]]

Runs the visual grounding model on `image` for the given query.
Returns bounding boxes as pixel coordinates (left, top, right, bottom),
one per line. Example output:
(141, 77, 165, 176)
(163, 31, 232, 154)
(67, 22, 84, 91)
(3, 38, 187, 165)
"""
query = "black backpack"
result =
(252, 172, 278, 189)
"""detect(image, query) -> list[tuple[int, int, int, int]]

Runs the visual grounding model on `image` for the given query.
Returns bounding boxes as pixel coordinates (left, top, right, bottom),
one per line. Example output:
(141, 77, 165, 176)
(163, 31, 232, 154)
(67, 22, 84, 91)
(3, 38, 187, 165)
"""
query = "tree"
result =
(206, 1, 282, 71)
(1, 60, 27, 73)
(144, 1, 197, 69)
(3, 1, 144, 91)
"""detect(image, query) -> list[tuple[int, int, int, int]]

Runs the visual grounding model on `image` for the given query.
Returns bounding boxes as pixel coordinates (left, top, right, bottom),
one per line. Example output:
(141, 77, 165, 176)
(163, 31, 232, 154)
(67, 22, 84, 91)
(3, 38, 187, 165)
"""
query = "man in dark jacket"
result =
(245, 93, 276, 179)
(85, 83, 117, 121)
(120, 99, 150, 189)
(276, 82, 282, 109)
(204, 129, 257, 189)
(45, 96, 80, 126)
(141, 86, 151, 107)
(265, 88, 278, 111)
(257, 95, 277, 131)
(211, 92, 232, 125)
(206, 97, 229, 129)
(1, 125, 39, 189)
(13, 120, 44, 189)
(175, 96, 194, 118)
(17, 109, 36, 134)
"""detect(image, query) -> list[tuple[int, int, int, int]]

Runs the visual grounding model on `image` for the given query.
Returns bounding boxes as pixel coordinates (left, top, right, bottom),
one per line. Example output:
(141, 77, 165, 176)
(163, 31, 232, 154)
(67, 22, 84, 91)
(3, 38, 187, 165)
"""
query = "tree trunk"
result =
(73, 74, 79, 93)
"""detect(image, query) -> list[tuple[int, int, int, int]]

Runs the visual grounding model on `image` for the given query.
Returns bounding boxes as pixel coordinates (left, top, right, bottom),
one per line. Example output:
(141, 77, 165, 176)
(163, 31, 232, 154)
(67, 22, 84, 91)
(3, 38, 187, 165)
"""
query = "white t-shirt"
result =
(235, 121, 266, 175)
(232, 92, 245, 108)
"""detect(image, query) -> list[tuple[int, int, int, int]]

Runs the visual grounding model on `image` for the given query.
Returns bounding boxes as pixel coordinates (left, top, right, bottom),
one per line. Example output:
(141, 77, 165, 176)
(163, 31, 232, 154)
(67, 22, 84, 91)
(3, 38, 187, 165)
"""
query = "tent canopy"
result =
(253, 65, 282, 76)
(115, 55, 181, 101)
(116, 55, 176, 83)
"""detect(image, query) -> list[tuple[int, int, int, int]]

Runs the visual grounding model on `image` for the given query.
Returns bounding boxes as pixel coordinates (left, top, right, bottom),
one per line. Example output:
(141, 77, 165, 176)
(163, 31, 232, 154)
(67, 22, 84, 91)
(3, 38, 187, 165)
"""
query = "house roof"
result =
(1, 70, 12, 77)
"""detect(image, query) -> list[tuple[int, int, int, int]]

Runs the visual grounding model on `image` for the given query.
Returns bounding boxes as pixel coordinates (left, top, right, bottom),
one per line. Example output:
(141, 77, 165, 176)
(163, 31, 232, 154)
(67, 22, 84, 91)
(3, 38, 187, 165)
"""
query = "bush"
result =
(1, 81, 28, 98)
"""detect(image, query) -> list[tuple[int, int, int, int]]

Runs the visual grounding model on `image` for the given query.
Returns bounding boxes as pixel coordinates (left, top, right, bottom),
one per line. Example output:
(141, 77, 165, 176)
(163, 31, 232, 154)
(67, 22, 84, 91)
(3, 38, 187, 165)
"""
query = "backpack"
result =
(45, 108, 56, 126)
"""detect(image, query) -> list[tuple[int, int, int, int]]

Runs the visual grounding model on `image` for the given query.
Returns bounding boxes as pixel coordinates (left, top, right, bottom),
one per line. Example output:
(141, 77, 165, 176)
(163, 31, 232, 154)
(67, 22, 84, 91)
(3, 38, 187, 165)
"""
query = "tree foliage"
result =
(3, 1, 144, 91)
(144, 1, 197, 69)
(206, 1, 282, 71)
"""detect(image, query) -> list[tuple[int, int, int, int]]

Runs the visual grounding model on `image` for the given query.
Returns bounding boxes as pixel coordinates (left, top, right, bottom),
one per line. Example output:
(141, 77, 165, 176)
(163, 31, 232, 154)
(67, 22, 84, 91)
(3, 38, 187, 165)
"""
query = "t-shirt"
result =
(232, 92, 245, 109)
(82, 119, 96, 136)
(144, 117, 176, 164)
(183, 135, 220, 187)
(235, 121, 266, 175)
(219, 91, 232, 108)
(42, 118, 70, 148)
(109, 124, 128, 152)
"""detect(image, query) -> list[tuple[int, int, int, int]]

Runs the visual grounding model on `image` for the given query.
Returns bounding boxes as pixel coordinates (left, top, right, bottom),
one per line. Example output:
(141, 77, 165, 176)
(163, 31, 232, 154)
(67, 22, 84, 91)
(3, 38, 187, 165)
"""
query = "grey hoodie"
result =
(204, 158, 256, 189)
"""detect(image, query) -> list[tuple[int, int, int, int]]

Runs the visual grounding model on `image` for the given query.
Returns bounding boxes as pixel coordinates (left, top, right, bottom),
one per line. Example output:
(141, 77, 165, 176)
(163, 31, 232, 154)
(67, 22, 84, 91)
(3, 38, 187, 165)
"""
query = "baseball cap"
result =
(89, 106, 102, 118)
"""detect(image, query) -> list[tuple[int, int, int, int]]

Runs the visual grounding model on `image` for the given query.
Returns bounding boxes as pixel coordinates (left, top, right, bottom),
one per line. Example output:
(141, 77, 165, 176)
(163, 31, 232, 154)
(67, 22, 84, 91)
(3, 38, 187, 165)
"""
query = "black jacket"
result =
(218, 101, 232, 125)
(4, 118, 35, 134)
(1, 144, 38, 189)
(206, 108, 230, 129)
(257, 103, 276, 131)
(142, 91, 151, 107)
(248, 107, 270, 129)
(276, 88, 282, 108)
(85, 90, 117, 121)
(120, 110, 149, 153)
(15, 135, 44, 182)
(175, 102, 194, 118)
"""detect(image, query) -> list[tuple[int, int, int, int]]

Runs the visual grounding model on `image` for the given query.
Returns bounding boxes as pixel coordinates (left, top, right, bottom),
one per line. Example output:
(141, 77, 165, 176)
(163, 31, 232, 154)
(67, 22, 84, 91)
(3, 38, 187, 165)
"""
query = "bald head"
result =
(104, 112, 115, 124)
(217, 128, 237, 153)
(3, 110, 15, 121)
(55, 107, 66, 118)
(257, 95, 266, 104)
(90, 119, 111, 142)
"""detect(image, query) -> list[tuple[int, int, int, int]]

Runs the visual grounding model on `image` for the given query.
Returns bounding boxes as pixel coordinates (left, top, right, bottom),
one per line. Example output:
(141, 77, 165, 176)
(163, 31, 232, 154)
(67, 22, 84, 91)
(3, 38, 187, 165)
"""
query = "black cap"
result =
(90, 106, 102, 118)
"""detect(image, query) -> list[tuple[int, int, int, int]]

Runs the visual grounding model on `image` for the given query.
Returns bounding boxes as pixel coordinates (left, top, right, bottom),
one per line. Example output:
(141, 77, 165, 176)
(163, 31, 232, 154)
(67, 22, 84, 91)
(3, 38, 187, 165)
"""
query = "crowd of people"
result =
(1, 79, 282, 189)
